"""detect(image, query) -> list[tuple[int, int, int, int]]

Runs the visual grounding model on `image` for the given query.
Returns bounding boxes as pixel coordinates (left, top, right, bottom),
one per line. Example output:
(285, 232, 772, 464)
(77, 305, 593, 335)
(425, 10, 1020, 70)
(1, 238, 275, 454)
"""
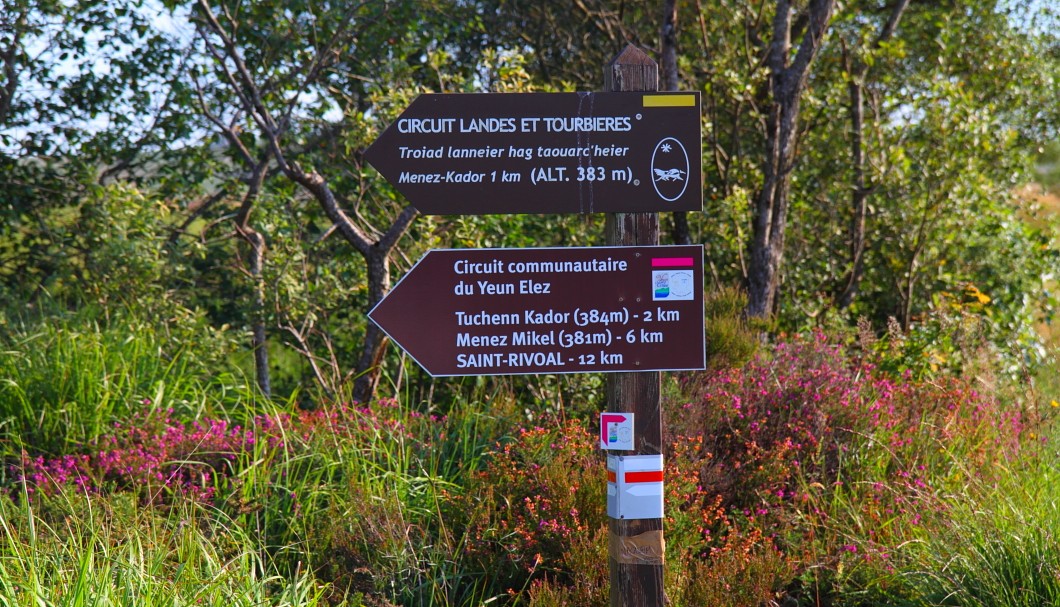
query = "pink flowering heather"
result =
(16, 409, 274, 502)
(665, 332, 1033, 548)
(11, 399, 423, 504)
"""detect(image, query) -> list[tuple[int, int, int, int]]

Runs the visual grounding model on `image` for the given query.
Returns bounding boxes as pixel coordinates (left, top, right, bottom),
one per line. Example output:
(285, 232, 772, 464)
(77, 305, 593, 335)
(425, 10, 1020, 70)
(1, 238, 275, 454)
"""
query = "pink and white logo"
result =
(600, 412, 634, 450)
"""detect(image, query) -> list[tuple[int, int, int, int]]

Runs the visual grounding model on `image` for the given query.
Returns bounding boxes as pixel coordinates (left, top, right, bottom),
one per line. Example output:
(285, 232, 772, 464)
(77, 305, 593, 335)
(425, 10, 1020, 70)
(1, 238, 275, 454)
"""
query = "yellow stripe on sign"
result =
(642, 94, 696, 107)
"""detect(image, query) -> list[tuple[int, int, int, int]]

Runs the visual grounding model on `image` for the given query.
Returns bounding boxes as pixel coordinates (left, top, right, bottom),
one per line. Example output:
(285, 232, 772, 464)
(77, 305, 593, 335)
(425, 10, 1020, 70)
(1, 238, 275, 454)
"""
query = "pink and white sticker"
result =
(600, 412, 635, 450)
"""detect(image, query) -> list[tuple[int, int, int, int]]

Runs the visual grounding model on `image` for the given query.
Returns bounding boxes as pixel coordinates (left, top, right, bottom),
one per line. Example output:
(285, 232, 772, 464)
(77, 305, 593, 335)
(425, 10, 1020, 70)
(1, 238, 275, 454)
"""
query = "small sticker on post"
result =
(651, 256, 695, 301)
(600, 412, 634, 450)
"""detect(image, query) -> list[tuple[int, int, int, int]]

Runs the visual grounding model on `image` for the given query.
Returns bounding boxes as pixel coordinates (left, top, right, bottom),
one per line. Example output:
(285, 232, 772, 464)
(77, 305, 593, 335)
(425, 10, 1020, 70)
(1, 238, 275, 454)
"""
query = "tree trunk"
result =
(352, 247, 392, 403)
(745, 0, 835, 318)
(838, 77, 869, 309)
(245, 228, 271, 397)
(660, 0, 691, 246)
(837, 0, 911, 309)
(746, 102, 791, 318)
(234, 159, 272, 399)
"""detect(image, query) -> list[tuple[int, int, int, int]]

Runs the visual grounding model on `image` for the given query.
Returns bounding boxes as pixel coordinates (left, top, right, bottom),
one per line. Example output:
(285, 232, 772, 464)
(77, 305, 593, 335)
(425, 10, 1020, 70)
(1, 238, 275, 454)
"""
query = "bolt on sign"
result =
(368, 245, 706, 377)
(365, 92, 702, 215)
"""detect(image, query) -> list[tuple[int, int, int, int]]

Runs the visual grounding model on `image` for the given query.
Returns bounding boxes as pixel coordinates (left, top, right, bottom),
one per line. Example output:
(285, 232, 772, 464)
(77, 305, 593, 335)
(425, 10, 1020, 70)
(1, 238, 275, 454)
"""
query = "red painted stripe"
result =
(625, 470, 664, 483)
(651, 257, 693, 268)
(607, 470, 617, 483)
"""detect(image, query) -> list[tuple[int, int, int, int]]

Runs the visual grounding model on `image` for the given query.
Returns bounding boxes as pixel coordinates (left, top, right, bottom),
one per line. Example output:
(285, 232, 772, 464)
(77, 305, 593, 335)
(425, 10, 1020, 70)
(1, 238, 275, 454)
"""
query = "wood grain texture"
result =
(604, 43, 666, 607)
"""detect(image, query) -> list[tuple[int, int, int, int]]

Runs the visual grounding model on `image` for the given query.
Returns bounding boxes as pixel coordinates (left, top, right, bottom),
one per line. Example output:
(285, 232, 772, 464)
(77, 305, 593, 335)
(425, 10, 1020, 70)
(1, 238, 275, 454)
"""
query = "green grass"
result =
(5, 301, 1060, 605)
(893, 445, 1060, 607)
(0, 487, 328, 606)
(797, 409, 1060, 607)
(0, 305, 249, 456)
(0, 303, 518, 604)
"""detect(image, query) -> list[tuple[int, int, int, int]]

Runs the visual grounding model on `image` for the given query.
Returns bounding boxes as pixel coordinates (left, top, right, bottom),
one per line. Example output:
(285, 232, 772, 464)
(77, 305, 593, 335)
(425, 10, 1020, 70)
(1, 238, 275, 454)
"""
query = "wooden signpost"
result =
(368, 45, 691, 607)
(603, 45, 666, 607)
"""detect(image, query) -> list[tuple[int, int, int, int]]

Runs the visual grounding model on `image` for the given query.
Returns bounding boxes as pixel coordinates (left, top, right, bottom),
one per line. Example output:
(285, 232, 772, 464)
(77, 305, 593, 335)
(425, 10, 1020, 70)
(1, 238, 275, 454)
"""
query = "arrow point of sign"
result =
(367, 250, 446, 375)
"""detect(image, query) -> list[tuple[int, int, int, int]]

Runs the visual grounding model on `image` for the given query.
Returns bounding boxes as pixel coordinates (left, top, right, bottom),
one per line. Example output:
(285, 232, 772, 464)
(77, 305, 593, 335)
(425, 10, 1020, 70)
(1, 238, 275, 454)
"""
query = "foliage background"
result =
(2, 0, 1060, 605)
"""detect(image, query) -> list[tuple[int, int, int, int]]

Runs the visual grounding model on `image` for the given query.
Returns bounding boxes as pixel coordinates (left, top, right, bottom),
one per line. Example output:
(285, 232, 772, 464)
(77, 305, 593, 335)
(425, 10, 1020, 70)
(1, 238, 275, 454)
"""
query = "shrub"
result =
(450, 417, 794, 604)
(452, 421, 607, 597)
(703, 285, 762, 371)
(10, 330, 1046, 605)
(12, 404, 314, 504)
(665, 332, 1038, 602)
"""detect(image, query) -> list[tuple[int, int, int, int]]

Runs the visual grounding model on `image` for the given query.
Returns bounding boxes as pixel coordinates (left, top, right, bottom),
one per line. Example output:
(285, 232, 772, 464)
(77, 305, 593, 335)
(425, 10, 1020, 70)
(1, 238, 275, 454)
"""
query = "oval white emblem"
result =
(650, 137, 690, 203)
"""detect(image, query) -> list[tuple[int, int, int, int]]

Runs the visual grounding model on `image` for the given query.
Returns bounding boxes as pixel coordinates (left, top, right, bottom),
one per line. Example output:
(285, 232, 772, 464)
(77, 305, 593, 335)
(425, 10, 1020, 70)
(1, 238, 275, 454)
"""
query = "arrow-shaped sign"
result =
(365, 92, 702, 215)
(368, 245, 706, 377)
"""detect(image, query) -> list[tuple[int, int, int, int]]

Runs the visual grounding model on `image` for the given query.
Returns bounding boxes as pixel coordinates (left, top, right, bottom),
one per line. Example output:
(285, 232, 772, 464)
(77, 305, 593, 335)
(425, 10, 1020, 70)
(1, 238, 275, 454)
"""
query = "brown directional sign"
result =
(364, 92, 702, 215)
(368, 246, 705, 377)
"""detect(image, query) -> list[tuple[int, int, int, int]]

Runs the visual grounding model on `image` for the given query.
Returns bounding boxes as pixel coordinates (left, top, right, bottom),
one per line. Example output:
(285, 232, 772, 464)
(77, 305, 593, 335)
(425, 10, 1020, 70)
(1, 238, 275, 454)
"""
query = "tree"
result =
(834, 0, 911, 310)
(745, 0, 836, 318)
(476, 0, 650, 89)
(182, 0, 489, 401)
(1, 1, 191, 301)
(660, 0, 694, 246)
(6, 0, 1057, 402)
(1, 0, 192, 168)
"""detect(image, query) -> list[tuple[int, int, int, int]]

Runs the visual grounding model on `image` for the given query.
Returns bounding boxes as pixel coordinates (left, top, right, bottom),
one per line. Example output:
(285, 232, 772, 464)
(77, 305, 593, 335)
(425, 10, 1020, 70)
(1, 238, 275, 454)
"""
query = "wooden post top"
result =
(605, 44, 659, 93)
(604, 43, 660, 247)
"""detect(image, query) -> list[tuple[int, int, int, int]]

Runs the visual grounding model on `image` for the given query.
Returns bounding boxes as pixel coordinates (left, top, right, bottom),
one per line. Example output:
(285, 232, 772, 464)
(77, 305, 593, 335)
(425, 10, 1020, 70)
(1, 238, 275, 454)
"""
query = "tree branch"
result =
(194, 0, 378, 255)
(875, 0, 912, 49)
(786, 0, 835, 97)
(0, 9, 27, 127)
(167, 187, 229, 246)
